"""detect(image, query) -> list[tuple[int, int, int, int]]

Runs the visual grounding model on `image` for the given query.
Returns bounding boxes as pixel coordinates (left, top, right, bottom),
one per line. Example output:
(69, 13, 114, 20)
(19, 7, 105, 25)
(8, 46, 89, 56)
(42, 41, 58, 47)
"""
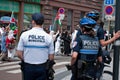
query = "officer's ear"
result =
(31, 20, 37, 27)
(32, 20, 35, 24)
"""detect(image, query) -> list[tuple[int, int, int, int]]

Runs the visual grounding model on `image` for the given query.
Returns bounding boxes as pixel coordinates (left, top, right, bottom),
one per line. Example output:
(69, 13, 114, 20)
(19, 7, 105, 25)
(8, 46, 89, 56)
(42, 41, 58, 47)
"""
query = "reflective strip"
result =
(79, 49, 98, 54)
(24, 45, 48, 48)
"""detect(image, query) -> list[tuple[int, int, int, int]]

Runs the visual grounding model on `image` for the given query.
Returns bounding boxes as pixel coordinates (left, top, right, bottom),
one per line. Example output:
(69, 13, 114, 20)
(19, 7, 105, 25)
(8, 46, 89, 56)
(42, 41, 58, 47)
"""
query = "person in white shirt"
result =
(0, 26, 4, 56)
(54, 33, 61, 55)
(71, 25, 80, 49)
(0, 27, 4, 35)
(0, 26, 7, 61)
(16, 13, 54, 80)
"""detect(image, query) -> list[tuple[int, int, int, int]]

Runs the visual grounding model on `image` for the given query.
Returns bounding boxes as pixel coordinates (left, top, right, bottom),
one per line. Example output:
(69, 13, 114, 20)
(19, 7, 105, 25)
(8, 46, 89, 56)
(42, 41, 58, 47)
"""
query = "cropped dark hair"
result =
(82, 26, 95, 37)
(32, 13, 44, 25)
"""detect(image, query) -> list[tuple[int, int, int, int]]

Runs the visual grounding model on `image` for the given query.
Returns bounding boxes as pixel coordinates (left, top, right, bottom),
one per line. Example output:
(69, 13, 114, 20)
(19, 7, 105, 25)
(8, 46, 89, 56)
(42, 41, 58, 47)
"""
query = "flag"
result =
(56, 18, 62, 27)
(10, 11, 16, 23)
(10, 11, 17, 30)
(10, 23, 17, 30)
(55, 13, 62, 27)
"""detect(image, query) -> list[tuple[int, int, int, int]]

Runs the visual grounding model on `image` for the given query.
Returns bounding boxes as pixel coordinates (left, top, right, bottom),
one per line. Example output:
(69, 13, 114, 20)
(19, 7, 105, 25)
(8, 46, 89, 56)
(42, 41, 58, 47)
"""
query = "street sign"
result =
(104, 0, 114, 5)
(58, 8, 65, 14)
(105, 5, 114, 15)
(105, 15, 112, 20)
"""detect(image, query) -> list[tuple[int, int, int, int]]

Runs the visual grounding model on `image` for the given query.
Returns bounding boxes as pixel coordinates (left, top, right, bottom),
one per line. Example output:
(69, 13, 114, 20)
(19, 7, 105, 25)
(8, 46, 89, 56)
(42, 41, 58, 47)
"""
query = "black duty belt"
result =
(24, 62, 46, 66)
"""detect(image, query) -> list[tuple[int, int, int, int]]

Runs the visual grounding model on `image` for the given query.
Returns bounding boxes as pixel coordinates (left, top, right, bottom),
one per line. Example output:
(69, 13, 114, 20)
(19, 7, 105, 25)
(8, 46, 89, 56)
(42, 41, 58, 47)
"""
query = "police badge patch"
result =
(72, 41, 77, 48)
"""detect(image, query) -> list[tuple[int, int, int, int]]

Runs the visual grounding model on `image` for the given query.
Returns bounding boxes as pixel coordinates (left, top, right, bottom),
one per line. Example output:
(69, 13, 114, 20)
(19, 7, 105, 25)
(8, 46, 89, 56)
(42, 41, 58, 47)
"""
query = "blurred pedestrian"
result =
(0, 25, 4, 56)
(71, 25, 80, 49)
(44, 27, 50, 34)
(6, 30, 16, 61)
(61, 31, 71, 56)
(54, 32, 61, 55)
(16, 13, 54, 80)
(0, 26, 8, 61)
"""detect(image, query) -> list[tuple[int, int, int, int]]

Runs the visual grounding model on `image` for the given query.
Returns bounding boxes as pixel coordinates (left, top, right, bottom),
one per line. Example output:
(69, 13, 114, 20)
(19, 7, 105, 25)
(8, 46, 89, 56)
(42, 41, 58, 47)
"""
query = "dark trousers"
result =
(23, 63, 47, 80)
(71, 74, 77, 80)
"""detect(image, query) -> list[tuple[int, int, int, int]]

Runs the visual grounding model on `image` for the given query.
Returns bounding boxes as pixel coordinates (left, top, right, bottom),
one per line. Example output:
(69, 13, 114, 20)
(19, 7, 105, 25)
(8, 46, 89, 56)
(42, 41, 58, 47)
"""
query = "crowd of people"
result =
(0, 24, 17, 62)
(49, 30, 71, 56)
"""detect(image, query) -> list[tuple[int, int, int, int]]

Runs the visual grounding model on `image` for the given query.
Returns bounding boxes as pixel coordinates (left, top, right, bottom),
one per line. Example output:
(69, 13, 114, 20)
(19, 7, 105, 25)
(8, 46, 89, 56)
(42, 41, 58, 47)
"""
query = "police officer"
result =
(86, 10, 120, 47)
(70, 18, 102, 80)
(86, 10, 120, 77)
(16, 13, 54, 80)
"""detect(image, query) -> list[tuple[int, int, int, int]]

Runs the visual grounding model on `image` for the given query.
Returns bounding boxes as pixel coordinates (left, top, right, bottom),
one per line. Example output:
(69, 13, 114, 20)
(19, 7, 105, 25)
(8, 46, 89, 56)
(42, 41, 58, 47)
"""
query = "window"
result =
(24, 3, 40, 14)
(52, 8, 58, 31)
(67, 10, 73, 30)
(80, 11, 85, 19)
(23, 14, 31, 29)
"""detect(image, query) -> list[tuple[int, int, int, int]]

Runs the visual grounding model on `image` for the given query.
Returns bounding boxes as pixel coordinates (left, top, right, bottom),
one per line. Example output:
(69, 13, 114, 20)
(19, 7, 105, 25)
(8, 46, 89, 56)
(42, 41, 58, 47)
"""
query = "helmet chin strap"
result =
(84, 25, 92, 29)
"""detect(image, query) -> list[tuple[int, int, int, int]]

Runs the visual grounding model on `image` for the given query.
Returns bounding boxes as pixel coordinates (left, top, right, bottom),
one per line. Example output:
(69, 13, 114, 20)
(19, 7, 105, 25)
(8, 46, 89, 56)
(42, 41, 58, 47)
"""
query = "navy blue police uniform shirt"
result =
(94, 25, 105, 40)
(72, 34, 102, 57)
(76, 29, 82, 38)
(76, 25, 105, 41)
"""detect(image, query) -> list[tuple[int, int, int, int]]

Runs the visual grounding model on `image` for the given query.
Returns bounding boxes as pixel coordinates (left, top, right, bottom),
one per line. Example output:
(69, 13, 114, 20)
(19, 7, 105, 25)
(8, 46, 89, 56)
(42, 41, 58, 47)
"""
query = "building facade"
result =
(0, 0, 104, 37)
(0, 0, 41, 38)
(40, 0, 104, 32)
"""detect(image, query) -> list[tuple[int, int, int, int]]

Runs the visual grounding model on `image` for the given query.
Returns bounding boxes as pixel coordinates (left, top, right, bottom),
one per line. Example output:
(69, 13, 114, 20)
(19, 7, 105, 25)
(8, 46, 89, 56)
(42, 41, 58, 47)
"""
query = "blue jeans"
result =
(23, 63, 47, 80)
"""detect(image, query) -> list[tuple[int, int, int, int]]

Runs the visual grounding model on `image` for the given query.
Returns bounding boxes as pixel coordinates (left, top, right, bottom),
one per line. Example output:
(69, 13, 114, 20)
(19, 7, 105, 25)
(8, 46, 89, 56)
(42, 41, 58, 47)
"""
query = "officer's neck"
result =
(33, 24, 42, 28)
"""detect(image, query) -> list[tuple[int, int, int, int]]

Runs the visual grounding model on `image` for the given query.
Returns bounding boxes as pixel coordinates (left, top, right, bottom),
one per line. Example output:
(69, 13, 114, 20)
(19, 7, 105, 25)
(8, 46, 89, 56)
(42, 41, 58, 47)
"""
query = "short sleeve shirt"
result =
(73, 35, 102, 57)
(17, 27, 54, 64)
(95, 25, 105, 40)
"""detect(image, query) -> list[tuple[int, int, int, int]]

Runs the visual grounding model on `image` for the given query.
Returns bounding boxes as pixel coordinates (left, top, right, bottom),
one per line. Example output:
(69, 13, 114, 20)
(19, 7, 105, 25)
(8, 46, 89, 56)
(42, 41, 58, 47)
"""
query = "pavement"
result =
(103, 58, 113, 80)
(0, 51, 117, 80)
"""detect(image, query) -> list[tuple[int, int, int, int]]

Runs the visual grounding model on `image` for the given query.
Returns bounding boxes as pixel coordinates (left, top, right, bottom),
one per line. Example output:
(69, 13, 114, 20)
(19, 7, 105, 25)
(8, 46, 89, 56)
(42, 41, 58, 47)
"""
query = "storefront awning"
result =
(0, 16, 17, 24)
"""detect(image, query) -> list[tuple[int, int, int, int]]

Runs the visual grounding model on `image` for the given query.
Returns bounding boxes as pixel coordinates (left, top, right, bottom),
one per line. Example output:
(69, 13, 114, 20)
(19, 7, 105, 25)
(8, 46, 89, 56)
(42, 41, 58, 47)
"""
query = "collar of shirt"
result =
(32, 27, 43, 31)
